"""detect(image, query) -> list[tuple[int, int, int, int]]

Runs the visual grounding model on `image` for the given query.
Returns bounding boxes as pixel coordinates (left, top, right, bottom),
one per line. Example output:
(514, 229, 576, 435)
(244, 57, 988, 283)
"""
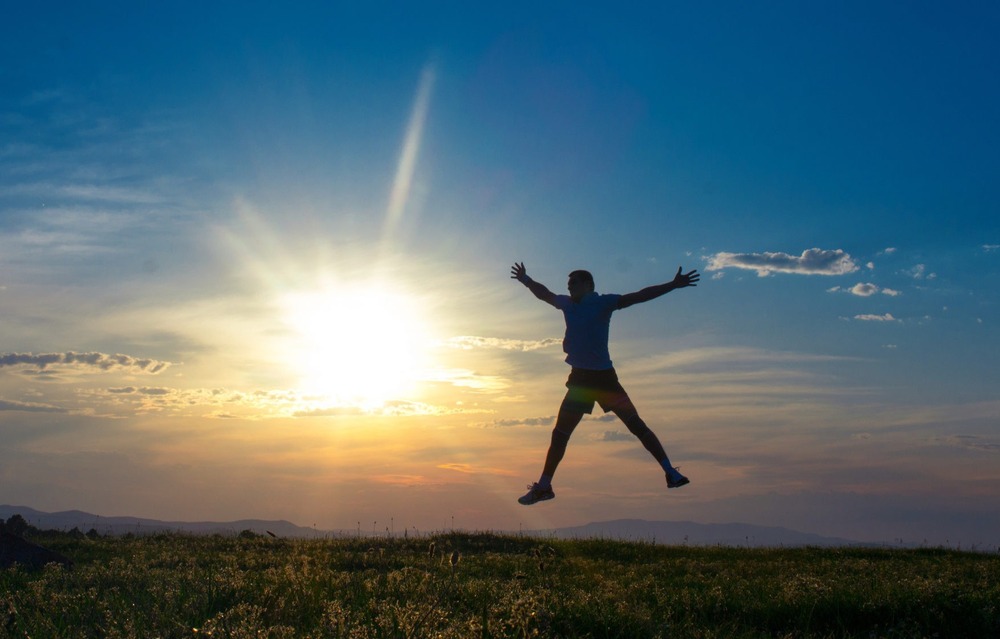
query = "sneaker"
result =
(666, 469, 690, 489)
(518, 483, 555, 505)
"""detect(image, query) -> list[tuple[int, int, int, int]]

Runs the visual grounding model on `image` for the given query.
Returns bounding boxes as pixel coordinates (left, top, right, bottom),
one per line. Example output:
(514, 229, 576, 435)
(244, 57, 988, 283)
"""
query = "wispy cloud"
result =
(931, 435, 1000, 452)
(0, 352, 170, 374)
(706, 248, 858, 277)
(475, 413, 616, 429)
(476, 416, 556, 428)
(595, 430, 634, 442)
(853, 313, 899, 322)
(0, 398, 67, 413)
(1, 182, 166, 205)
(626, 346, 856, 374)
(904, 264, 936, 280)
(87, 386, 262, 416)
(107, 386, 173, 395)
(443, 336, 561, 351)
(436, 462, 516, 476)
(90, 385, 474, 419)
(423, 368, 510, 391)
(294, 400, 456, 418)
(0, 89, 199, 288)
(371, 474, 438, 487)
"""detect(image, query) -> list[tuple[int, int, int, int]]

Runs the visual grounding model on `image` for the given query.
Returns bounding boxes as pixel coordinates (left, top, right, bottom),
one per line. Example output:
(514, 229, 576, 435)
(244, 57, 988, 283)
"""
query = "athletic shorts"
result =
(560, 367, 635, 415)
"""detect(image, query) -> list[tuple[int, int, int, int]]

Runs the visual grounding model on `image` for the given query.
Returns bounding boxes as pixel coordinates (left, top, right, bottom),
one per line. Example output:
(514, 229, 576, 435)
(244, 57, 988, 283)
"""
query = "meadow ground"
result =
(2, 531, 998, 638)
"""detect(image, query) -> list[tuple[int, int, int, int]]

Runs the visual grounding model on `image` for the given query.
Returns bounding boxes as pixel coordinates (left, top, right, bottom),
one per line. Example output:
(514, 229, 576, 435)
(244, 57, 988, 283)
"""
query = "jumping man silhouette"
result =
(510, 262, 700, 505)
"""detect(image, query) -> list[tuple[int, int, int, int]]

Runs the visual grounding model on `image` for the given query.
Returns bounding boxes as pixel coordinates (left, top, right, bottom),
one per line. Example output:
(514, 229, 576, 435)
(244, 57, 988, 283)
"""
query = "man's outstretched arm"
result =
(510, 262, 559, 307)
(617, 267, 700, 309)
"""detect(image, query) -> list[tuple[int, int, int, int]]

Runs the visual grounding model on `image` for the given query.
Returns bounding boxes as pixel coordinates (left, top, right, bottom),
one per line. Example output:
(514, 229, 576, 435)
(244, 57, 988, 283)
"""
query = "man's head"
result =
(567, 270, 595, 301)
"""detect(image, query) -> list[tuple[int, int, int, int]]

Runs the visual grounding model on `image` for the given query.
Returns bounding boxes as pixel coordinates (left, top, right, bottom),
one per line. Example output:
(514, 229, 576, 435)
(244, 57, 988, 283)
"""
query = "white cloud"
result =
(853, 313, 898, 322)
(983, 244, 999, 253)
(829, 284, 902, 297)
(705, 248, 858, 277)
(850, 283, 879, 297)
(905, 264, 936, 280)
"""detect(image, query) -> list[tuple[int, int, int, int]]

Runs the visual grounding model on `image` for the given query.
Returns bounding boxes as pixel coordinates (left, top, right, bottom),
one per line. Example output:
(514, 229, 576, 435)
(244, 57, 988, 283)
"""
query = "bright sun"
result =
(281, 283, 434, 409)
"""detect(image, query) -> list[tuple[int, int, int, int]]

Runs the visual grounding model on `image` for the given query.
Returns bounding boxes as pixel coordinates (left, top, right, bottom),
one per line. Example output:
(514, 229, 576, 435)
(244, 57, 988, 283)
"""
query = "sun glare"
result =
(281, 283, 434, 410)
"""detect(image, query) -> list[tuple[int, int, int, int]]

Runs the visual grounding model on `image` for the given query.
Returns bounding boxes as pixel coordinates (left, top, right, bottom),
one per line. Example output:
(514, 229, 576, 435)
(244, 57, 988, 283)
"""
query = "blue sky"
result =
(2, 2, 998, 546)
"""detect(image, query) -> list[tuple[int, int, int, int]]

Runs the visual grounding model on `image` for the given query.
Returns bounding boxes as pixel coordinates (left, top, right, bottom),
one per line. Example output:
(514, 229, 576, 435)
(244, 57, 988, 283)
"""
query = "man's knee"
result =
(618, 411, 652, 437)
(549, 427, 571, 448)
(554, 408, 584, 436)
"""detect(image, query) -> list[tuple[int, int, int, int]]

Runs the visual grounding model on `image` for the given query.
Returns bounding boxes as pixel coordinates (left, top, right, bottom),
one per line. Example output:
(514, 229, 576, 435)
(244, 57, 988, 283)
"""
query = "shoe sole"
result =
(667, 477, 690, 489)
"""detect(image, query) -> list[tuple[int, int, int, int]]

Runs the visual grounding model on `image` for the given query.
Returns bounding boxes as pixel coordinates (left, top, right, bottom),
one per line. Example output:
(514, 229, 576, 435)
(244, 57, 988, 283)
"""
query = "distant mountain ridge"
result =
(0, 505, 326, 538)
(2, 505, 864, 547)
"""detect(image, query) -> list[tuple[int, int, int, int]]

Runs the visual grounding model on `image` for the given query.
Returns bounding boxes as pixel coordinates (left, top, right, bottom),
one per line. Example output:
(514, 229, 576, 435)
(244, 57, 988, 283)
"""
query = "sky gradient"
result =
(2, 2, 998, 547)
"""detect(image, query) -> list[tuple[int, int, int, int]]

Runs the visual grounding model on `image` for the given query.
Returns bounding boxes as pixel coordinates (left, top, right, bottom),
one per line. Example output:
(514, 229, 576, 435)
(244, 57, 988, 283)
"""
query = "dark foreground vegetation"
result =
(2, 527, 998, 638)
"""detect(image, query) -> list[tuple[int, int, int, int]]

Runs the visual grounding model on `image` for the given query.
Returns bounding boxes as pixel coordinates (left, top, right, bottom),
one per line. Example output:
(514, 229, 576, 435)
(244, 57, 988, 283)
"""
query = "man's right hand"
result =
(510, 262, 528, 282)
(510, 262, 558, 306)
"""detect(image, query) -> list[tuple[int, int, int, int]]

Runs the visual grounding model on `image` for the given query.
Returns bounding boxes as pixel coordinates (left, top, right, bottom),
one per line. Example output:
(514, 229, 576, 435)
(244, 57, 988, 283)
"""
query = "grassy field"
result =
(2, 531, 997, 638)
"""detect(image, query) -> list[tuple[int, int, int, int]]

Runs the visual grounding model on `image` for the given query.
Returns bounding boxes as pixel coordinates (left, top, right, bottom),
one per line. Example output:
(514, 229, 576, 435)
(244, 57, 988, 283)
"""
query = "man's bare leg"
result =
(518, 405, 585, 505)
(613, 406, 689, 488)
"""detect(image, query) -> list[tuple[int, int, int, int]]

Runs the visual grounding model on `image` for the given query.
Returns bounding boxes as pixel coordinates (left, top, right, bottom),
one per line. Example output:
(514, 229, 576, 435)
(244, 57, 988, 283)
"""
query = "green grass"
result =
(3, 531, 998, 638)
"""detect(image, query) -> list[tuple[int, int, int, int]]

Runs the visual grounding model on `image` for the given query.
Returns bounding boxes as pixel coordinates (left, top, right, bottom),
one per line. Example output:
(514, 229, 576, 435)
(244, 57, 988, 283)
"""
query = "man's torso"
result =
(554, 292, 621, 370)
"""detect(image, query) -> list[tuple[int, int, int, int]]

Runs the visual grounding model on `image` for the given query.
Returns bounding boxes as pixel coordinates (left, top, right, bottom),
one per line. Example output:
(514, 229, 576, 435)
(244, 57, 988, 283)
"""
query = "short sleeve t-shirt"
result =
(554, 291, 622, 370)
